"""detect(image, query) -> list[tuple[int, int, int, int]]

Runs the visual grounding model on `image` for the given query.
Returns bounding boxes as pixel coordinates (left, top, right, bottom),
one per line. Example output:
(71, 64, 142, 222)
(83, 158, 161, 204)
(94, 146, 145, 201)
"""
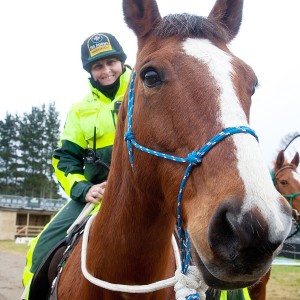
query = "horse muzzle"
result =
(189, 200, 291, 289)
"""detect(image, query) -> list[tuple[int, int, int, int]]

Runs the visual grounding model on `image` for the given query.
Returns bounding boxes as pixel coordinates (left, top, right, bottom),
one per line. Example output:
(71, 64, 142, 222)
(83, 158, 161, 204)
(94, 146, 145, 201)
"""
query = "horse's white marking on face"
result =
(183, 38, 290, 242)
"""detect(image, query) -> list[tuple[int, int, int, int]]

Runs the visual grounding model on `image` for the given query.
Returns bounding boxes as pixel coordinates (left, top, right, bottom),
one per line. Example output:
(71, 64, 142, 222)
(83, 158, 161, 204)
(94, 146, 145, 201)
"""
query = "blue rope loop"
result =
(187, 295, 201, 300)
(124, 69, 259, 290)
(187, 151, 202, 166)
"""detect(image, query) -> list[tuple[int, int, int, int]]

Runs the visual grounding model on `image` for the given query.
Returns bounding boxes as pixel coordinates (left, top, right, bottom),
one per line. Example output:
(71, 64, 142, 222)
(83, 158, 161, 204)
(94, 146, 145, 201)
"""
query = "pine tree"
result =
(279, 132, 300, 152)
(0, 103, 63, 199)
(17, 103, 62, 198)
(44, 101, 61, 198)
(0, 113, 19, 194)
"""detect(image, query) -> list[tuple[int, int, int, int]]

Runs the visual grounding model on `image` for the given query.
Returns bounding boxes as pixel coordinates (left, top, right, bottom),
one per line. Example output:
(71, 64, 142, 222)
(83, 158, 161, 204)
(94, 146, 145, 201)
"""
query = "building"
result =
(0, 195, 67, 240)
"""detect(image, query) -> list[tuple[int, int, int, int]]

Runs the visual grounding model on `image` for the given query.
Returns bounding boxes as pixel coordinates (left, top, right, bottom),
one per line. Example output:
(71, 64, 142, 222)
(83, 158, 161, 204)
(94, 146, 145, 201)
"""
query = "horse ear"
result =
(123, 0, 162, 38)
(208, 0, 243, 42)
(275, 149, 285, 171)
(291, 152, 300, 168)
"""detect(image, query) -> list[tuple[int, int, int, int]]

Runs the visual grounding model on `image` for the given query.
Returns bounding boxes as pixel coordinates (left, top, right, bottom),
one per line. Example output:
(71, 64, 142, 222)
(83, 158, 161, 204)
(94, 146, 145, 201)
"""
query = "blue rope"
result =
(187, 295, 201, 300)
(124, 70, 259, 299)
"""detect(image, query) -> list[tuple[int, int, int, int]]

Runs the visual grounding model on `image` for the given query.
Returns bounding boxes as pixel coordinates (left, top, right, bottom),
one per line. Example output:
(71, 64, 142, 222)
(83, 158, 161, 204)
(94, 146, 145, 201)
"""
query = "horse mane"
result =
(153, 13, 229, 42)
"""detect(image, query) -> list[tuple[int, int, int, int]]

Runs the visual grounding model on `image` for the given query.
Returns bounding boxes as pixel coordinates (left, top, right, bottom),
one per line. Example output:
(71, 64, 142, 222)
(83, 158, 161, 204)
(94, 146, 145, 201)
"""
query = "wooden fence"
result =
(15, 225, 44, 237)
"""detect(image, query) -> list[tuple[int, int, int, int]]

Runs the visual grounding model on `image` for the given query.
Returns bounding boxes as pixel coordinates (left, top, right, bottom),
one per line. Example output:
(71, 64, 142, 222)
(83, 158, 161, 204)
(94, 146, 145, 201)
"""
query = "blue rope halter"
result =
(124, 70, 258, 299)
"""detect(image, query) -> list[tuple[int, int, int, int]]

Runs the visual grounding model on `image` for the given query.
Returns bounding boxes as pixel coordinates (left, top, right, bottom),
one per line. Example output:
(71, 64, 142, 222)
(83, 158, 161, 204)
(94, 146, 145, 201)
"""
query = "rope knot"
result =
(187, 151, 202, 166)
(174, 266, 208, 300)
(124, 131, 134, 142)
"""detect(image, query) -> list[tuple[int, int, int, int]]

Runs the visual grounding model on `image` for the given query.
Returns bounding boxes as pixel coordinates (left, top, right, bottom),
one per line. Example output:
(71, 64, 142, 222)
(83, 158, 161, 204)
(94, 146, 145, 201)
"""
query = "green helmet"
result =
(81, 32, 127, 72)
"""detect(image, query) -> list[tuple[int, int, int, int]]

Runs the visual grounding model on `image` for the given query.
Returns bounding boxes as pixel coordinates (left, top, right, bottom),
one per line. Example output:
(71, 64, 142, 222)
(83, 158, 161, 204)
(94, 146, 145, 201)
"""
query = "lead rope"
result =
(124, 71, 258, 299)
(81, 213, 208, 294)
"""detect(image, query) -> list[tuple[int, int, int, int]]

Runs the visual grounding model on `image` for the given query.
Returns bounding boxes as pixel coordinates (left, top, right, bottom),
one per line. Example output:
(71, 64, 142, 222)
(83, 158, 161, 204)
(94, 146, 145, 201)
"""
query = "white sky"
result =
(0, 0, 299, 168)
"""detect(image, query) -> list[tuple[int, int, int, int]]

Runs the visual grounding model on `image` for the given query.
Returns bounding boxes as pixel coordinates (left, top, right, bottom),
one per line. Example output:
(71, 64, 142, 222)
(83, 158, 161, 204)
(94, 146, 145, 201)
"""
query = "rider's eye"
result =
(141, 69, 162, 88)
(280, 180, 288, 185)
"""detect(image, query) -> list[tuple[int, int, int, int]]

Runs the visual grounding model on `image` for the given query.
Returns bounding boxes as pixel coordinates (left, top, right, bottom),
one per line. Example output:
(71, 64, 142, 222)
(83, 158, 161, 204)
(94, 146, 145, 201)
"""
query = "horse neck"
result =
(87, 136, 176, 283)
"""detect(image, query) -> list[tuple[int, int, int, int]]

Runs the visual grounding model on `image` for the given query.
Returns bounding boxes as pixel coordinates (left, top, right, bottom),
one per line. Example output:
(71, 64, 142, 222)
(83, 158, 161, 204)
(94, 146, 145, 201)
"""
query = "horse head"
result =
(56, 2, 294, 298)
(119, 0, 292, 290)
(274, 150, 300, 220)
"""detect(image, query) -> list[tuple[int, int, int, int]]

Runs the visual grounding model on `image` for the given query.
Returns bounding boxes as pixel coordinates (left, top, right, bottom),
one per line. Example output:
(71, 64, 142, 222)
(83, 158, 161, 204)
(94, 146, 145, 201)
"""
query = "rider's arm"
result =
(52, 105, 93, 203)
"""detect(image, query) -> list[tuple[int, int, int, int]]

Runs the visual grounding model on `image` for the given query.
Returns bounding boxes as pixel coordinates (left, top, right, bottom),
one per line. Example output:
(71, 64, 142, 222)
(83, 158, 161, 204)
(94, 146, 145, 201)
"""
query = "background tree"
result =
(279, 132, 300, 152)
(44, 102, 61, 198)
(0, 102, 62, 199)
(0, 113, 20, 194)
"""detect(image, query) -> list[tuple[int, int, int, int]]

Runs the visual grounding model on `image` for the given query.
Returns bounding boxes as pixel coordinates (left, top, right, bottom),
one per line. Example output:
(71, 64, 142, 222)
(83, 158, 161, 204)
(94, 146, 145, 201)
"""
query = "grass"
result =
(0, 240, 299, 299)
(0, 240, 30, 256)
(267, 265, 300, 300)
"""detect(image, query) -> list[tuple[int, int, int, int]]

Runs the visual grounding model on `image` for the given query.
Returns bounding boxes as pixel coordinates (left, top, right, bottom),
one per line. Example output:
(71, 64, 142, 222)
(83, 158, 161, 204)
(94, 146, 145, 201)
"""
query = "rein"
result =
(124, 70, 258, 292)
(81, 214, 183, 293)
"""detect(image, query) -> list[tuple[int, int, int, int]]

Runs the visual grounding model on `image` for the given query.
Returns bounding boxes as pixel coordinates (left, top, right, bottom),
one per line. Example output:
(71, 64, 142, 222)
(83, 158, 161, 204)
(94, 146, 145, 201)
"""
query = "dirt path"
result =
(0, 250, 25, 300)
(0, 247, 299, 300)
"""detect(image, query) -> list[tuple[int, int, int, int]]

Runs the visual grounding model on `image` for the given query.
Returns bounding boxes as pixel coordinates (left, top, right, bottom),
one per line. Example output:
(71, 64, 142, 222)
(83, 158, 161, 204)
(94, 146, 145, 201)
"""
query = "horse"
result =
(55, 0, 292, 299)
(247, 150, 300, 300)
(274, 150, 300, 219)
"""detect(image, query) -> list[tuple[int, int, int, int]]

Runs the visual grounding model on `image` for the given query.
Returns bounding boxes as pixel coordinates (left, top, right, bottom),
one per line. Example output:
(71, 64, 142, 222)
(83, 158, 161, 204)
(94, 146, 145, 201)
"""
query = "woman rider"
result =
(22, 32, 132, 294)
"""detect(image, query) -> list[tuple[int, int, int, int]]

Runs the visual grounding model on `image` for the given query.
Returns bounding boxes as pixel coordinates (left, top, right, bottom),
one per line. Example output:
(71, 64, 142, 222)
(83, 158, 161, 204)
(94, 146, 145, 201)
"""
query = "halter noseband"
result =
(124, 70, 259, 276)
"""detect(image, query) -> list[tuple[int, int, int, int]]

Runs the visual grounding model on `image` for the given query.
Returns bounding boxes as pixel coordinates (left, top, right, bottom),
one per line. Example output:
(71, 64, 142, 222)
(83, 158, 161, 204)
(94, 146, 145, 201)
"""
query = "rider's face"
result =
(91, 58, 123, 86)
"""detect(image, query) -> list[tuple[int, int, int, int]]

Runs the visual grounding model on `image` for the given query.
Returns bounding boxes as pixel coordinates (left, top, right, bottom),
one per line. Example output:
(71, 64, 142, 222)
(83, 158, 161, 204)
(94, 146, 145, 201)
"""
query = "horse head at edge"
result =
(57, 0, 293, 298)
(119, 0, 292, 289)
(274, 150, 300, 220)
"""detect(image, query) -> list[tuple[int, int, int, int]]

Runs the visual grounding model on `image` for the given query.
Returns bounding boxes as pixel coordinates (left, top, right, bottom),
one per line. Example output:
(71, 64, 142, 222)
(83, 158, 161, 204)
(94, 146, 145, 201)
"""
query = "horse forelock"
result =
(153, 13, 229, 42)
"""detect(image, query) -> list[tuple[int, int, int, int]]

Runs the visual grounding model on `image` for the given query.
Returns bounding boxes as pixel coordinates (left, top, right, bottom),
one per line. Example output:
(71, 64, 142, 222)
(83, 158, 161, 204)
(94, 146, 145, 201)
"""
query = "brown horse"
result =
(274, 150, 300, 218)
(56, 0, 292, 299)
(248, 150, 300, 300)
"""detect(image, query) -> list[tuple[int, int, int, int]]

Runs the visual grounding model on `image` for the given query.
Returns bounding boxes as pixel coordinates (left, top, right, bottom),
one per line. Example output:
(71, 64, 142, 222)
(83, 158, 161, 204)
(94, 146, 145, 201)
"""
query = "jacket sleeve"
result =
(52, 106, 93, 202)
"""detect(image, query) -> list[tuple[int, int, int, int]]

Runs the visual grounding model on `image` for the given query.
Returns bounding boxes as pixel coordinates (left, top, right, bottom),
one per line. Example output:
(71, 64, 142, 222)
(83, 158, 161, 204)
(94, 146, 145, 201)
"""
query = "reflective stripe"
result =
(52, 156, 87, 196)
(220, 288, 251, 300)
(22, 200, 69, 288)
(220, 291, 228, 300)
(243, 288, 251, 300)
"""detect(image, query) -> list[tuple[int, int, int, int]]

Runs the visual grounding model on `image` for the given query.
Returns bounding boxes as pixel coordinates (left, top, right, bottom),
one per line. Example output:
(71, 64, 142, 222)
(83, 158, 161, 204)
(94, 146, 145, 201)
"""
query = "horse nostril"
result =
(225, 211, 253, 249)
(208, 204, 240, 260)
(208, 202, 278, 261)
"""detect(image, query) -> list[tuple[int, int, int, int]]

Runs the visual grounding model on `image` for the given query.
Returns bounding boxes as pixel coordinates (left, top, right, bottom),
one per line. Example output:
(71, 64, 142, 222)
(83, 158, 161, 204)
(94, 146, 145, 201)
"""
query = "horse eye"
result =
(251, 79, 259, 96)
(142, 70, 162, 88)
(280, 180, 288, 185)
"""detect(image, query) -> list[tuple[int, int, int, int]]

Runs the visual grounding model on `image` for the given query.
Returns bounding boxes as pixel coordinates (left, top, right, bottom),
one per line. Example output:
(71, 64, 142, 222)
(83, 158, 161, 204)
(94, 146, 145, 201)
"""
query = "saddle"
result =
(28, 217, 89, 300)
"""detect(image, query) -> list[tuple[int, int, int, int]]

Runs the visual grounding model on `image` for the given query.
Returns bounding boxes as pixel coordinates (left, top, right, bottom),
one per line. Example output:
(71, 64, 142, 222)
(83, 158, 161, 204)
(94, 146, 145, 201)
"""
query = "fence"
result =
(0, 195, 67, 211)
(15, 225, 44, 237)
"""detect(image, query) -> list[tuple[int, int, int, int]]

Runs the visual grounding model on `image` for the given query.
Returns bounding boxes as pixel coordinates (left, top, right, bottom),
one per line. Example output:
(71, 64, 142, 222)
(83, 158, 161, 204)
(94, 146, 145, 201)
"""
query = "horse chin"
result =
(191, 247, 269, 290)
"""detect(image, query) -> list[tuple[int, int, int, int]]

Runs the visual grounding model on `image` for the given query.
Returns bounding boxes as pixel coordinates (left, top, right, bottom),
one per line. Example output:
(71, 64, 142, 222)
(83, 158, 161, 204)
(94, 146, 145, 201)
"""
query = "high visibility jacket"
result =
(52, 67, 132, 202)
(220, 288, 251, 300)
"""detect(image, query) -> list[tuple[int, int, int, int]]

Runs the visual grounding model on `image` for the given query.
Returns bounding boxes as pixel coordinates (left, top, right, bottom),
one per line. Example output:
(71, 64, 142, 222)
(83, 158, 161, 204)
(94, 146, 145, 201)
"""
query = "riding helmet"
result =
(81, 32, 127, 72)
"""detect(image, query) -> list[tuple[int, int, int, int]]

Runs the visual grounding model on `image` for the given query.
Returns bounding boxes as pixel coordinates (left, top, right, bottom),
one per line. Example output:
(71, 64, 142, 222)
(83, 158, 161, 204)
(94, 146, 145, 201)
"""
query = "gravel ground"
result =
(0, 250, 25, 300)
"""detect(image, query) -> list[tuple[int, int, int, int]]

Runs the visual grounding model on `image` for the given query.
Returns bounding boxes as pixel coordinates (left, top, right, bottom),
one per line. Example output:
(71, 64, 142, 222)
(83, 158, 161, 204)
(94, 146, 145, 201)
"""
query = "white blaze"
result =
(182, 38, 289, 242)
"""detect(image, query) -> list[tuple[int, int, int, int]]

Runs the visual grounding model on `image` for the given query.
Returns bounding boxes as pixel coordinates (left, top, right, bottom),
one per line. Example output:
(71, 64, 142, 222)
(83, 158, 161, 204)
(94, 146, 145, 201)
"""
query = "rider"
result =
(22, 32, 132, 294)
